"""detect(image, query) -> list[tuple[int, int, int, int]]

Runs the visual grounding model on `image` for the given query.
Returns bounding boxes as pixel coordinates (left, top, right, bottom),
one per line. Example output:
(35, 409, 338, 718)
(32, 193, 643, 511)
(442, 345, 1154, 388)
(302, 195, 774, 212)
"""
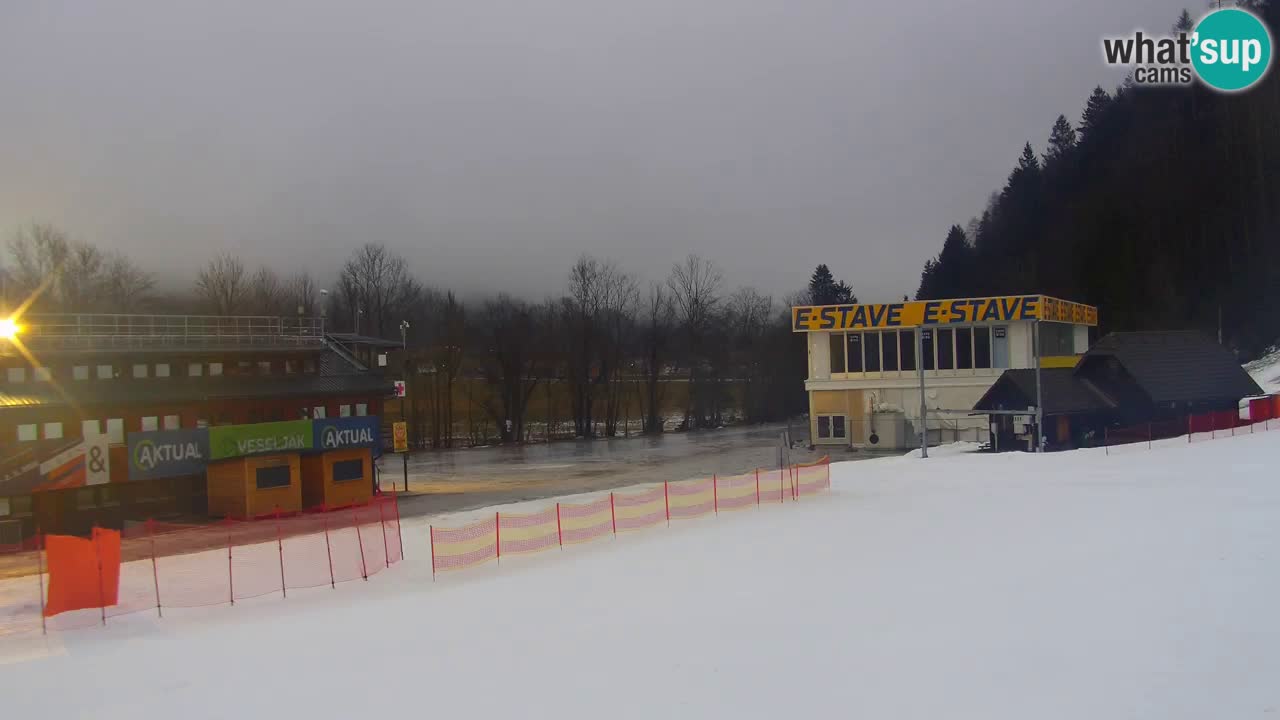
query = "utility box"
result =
(300, 448, 373, 510)
(206, 454, 302, 520)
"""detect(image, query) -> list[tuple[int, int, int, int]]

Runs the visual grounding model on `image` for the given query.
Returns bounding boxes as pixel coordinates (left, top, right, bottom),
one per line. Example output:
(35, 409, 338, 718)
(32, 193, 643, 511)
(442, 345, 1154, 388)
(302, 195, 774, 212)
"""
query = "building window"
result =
(956, 327, 973, 370)
(133, 364, 148, 379)
(188, 363, 203, 377)
(209, 363, 223, 377)
(846, 333, 863, 373)
(163, 415, 180, 430)
(313, 406, 326, 419)
(816, 414, 847, 440)
(73, 365, 89, 381)
(899, 332, 916, 372)
(332, 459, 364, 483)
(356, 404, 368, 417)
(340, 405, 352, 418)
(106, 418, 124, 444)
(257, 361, 272, 375)
(82, 419, 101, 438)
(155, 364, 170, 378)
(17, 424, 37, 442)
(6, 367, 25, 383)
(255, 464, 292, 490)
(828, 334, 845, 374)
(285, 360, 298, 374)
(882, 331, 899, 371)
(43, 422, 63, 440)
(196, 418, 209, 429)
(974, 327, 992, 369)
(141, 416, 159, 432)
(921, 330, 935, 371)
(1039, 322, 1075, 356)
(34, 367, 52, 382)
(303, 358, 316, 374)
(863, 332, 881, 372)
(937, 328, 954, 370)
(97, 364, 113, 380)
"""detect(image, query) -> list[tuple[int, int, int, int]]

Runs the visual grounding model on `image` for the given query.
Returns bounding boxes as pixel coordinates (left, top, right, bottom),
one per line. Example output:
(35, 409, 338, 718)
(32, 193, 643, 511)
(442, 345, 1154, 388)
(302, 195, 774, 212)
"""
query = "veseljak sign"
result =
(209, 420, 313, 460)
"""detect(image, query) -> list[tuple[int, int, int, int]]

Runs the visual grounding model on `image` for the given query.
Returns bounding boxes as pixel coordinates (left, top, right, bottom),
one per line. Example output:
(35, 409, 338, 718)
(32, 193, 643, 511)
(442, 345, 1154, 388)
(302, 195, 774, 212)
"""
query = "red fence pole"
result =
(826, 458, 831, 490)
(353, 506, 368, 581)
(495, 512, 501, 566)
(94, 526, 106, 626)
(1188, 415, 1192, 443)
(275, 507, 287, 598)
(391, 488, 404, 561)
(610, 493, 617, 536)
(147, 519, 162, 618)
(664, 482, 670, 526)
(429, 525, 437, 581)
(227, 525, 235, 605)
(713, 475, 718, 515)
(322, 504, 335, 589)
(1104, 427, 1109, 456)
(755, 468, 760, 507)
(36, 528, 46, 635)
(1147, 422, 1152, 450)
(556, 503, 563, 548)
(376, 498, 390, 569)
(779, 468, 784, 503)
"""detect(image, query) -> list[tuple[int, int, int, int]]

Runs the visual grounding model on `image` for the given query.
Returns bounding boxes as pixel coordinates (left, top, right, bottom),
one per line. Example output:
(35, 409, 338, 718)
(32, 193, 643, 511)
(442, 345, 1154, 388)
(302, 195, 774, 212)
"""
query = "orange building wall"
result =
(300, 448, 372, 510)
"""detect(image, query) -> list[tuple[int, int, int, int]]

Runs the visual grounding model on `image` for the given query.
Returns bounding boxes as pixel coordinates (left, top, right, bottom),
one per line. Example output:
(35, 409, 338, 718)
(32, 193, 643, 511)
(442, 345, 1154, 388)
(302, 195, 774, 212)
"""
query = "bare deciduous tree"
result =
(666, 254, 723, 428)
(6, 223, 154, 313)
(196, 254, 249, 315)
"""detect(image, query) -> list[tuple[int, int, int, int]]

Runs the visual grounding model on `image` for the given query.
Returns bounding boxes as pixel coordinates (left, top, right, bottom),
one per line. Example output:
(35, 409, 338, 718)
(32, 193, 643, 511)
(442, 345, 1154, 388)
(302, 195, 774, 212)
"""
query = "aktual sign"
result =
(314, 416, 380, 452)
(127, 429, 209, 481)
(791, 295, 1098, 332)
(209, 420, 312, 461)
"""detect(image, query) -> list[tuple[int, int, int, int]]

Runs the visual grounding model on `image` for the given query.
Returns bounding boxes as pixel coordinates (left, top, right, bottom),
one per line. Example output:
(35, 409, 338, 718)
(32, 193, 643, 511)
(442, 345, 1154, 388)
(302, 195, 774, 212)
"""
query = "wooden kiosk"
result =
(300, 447, 373, 509)
(206, 453, 302, 519)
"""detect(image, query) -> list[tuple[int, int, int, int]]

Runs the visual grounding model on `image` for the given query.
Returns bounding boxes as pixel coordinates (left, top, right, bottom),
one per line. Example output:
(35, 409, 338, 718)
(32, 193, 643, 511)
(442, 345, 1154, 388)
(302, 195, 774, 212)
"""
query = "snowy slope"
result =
(2, 433, 1279, 719)
(1246, 347, 1280, 394)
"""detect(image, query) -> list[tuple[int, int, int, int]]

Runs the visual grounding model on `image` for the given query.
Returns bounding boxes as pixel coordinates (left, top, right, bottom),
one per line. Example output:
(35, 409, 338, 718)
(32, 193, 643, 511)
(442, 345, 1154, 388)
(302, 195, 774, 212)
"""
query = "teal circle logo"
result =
(1192, 8, 1272, 92)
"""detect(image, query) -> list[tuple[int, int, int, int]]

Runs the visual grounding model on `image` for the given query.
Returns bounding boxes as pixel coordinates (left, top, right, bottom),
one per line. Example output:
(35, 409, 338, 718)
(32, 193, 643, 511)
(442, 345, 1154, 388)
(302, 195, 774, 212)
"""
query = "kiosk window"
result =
(863, 332, 881, 372)
(956, 327, 973, 370)
(256, 465, 292, 490)
(937, 328, 954, 370)
(333, 459, 364, 483)
(882, 331, 899, 371)
(829, 334, 845, 373)
(899, 332, 916, 372)
(974, 327, 992, 368)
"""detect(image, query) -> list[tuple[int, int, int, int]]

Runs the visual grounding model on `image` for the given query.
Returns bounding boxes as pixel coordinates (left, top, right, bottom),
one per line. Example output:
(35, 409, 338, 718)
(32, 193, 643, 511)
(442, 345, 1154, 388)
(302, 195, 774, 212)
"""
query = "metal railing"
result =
(12, 314, 327, 352)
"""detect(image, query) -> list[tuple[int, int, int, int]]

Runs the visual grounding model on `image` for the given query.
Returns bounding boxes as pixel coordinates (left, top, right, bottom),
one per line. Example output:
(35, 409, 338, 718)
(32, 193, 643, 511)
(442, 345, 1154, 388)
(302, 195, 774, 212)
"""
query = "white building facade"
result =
(795, 295, 1097, 449)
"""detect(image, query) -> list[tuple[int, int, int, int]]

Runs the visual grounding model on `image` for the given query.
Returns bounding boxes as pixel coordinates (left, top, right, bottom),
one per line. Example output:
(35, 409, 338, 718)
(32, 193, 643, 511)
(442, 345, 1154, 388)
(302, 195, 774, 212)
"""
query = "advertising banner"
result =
(209, 420, 312, 461)
(314, 416, 381, 454)
(127, 429, 209, 481)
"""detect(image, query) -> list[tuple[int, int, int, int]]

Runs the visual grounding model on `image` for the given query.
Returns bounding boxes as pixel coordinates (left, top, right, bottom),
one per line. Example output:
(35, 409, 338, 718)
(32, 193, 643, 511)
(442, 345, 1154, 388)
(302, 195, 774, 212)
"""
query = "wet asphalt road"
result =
(377, 423, 844, 519)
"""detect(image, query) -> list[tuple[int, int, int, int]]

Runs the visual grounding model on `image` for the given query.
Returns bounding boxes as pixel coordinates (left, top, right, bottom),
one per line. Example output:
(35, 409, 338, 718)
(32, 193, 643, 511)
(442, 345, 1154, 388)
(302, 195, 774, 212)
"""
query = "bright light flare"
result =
(0, 317, 19, 340)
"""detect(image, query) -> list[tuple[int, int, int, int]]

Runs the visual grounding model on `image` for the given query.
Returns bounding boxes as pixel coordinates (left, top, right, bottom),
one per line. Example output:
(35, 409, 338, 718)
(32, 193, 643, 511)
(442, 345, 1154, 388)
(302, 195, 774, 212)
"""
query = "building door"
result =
(992, 326, 1009, 368)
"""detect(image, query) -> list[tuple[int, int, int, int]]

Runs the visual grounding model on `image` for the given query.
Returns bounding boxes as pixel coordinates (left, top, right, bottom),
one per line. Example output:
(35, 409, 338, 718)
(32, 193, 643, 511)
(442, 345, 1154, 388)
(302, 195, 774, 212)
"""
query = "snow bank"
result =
(1246, 347, 1280, 394)
(2, 432, 1279, 719)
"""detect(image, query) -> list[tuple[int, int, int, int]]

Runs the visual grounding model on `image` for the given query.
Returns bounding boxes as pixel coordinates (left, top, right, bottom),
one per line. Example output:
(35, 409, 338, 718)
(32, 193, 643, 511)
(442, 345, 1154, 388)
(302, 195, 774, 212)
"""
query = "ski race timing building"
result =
(792, 295, 1099, 450)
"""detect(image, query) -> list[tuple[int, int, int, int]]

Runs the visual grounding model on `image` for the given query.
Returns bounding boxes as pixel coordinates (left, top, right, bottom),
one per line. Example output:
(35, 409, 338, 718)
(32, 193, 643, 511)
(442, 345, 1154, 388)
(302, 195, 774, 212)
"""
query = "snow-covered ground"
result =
(2, 431, 1279, 719)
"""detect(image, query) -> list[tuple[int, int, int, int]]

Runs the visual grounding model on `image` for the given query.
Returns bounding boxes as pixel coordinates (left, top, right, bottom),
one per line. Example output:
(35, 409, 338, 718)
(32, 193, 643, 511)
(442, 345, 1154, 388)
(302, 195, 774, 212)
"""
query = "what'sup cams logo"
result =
(1103, 7, 1272, 92)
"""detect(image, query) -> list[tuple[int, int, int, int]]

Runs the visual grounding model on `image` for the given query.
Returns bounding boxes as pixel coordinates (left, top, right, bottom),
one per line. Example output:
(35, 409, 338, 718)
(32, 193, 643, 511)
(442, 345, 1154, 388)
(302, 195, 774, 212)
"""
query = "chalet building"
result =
(793, 295, 1098, 450)
(0, 314, 395, 539)
(974, 331, 1264, 450)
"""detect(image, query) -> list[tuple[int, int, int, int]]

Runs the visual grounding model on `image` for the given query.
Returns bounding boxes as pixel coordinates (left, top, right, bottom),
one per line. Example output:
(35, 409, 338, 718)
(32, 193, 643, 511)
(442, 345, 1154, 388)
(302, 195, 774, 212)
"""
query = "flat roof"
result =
(791, 294, 1098, 333)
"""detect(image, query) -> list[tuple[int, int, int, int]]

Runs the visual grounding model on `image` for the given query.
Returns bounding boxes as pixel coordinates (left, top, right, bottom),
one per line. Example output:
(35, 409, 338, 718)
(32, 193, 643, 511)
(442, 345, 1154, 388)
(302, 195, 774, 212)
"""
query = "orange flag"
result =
(43, 528, 121, 618)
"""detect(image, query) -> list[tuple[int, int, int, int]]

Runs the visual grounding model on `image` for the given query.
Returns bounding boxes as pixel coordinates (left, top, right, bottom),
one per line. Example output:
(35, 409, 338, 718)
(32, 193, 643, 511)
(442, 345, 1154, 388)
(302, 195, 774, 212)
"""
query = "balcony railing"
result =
(9, 314, 327, 352)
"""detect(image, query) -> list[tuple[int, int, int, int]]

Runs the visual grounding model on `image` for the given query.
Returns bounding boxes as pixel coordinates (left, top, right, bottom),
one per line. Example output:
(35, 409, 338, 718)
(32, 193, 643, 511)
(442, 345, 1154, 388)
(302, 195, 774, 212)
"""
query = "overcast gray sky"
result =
(0, 0, 1192, 303)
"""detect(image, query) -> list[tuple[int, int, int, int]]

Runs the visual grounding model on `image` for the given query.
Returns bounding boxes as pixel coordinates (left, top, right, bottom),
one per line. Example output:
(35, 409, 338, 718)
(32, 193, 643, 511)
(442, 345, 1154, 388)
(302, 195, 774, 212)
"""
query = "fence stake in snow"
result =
(322, 504, 335, 589)
(556, 503, 563, 548)
(391, 488, 404, 561)
(275, 507, 287, 598)
(610, 492, 617, 536)
(377, 497, 390, 569)
(36, 528, 46, 635)
(755, 468, 760, 507)
(353, 506, 368, 581)
(147, 519, 162, 618)
(713, 474, 718, 515)
(94, 526, 106, 626)
(429, 526, 437, 581)
(664, 482, 670, 526)
(227, 526, 235, 605)
(495, 512, 501, 566)
(1147, 422, 1152, 450)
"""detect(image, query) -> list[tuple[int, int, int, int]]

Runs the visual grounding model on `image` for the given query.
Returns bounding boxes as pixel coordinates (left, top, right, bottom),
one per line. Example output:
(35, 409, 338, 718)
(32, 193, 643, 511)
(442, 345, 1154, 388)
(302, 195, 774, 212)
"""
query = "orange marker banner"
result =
(430, 517, 498, 571)
(43, 528, 121, 618)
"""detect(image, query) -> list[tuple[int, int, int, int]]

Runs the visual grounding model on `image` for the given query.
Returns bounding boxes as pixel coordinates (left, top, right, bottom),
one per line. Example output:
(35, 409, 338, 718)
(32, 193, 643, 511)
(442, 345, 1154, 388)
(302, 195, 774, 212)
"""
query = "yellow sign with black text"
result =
(791, 295, 1097, 332)
(393, 421, 408, 453)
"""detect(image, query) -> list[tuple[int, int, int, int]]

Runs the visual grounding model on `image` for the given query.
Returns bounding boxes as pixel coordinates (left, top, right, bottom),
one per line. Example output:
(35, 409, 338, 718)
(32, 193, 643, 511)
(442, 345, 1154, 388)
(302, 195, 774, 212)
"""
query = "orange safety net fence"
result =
(1, 493, 403, 635)
(429, 457, 832, 579)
